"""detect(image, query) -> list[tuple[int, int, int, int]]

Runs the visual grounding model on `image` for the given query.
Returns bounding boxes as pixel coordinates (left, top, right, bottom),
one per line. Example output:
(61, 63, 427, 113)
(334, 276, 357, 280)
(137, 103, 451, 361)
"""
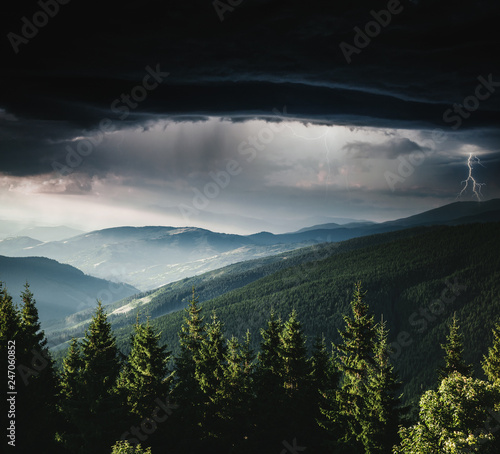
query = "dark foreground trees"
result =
(2, 281, 500, 454)
(1, 283, 60, 453)
(320, 282, 402, 454)
(59, 301, 124, 453)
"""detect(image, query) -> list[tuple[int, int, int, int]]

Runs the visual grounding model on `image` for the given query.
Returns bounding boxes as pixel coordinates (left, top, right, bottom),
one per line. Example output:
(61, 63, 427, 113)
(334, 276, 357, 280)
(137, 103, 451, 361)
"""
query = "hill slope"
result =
(45, 225, 434, 348)
(0, 256, 139, 321)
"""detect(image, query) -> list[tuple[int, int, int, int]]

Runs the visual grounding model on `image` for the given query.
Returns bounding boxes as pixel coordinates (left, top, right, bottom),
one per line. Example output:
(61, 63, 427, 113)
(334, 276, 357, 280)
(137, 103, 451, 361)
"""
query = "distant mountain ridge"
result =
(0, 199, 498, 292)
(16, 225, 86, 242)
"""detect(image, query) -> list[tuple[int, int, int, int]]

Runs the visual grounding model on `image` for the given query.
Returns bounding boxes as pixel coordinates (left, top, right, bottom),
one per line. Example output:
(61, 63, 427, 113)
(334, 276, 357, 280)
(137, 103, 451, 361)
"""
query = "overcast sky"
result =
(1, 0, 499, 234)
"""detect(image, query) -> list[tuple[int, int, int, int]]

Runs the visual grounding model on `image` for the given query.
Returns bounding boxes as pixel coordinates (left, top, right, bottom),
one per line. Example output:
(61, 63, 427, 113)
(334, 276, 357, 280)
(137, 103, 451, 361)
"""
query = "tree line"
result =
(2, 281, 500, 453)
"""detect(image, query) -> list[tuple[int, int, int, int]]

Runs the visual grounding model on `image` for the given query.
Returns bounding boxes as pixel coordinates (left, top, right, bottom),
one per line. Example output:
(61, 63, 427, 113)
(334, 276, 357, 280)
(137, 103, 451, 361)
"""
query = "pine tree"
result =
(60, 338, 84, 401)
(171, 288, 206, 452)
(0, 283, 21, 451)
(220, 331, 255, 450)
(118, 317, 172, 419)
(366, 318, 401, 453)
(309, 335, 336, 398)
(254, 310, 286, 448)
(0, 282, 20, 351)
(280, 310, 312, 446)
(222, 332, 256, 453)
(438, 314, 471, 380)
(483, 319, 500, 383)
(308, 336, 337, 449)
(196, 312, 227, 397)
(280, 309, 308, 395)
(19, 283, 45, 347)
(320, 282, 376, 453)
(195, 312, 227, 446)
(58, 338, 85, 451)
(16, 283, 60, 452)
(172, 288, 205, 406)
(60, 301, 123, 453)
(257, 310, 283, 385)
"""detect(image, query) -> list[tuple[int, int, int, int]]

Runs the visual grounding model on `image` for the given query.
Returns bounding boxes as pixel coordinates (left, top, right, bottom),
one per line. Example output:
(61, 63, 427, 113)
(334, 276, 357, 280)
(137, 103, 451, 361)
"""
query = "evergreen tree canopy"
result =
(280, 309, 308, 395)
(13, 283, 60, 452)
(60, 337, 84, 401)
(60, 301, 123, 454)
(257, 310, 284, 381)
(118, 316, 172, 418)
(172, 287, 206, 405)
(322, 282, 376, 451)
(367, 318, 402, 453)
(0, 282, 20, 346)
(20, 282, 46, 350)
(309, 335, 336, 396)
(82, 300, 121, 395)
(438, 314, 472, 380)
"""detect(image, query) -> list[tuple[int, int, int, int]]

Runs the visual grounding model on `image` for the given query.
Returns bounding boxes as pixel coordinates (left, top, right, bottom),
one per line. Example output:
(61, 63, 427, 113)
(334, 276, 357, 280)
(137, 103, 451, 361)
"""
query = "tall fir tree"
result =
(280, 309, 308, 395)
(118, 316, 172, 419)
(438, 314, 471, 380)
(172, 288, 205, 404)
(309, 335, 336, 400)
(58, 338, 85, 452)
(0, 283, 21, 451)
(59, 338, 84, 402)
(16, 283, 60, 452)
(0, 282, 20, 365)
(195, 312, 228, 447)
(320, 282, 376, 453)
(171, 288, 206, 453)
(117, 316, 173, 451)
(59, 301, 123, 453)
(280, 310, 311, 446)
(365, 318, 401, 453)
(0, 282, 20, 356)
(219, 331, 255, 452)
(308, 336, 337, 450)
(482, 319, 500, 383)
(254, 310, 286, 450)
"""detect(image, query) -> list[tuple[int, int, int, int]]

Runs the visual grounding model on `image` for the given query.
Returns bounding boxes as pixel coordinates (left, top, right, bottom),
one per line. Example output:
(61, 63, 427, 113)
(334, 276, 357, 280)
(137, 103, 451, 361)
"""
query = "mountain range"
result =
(1, 199, 499, 294)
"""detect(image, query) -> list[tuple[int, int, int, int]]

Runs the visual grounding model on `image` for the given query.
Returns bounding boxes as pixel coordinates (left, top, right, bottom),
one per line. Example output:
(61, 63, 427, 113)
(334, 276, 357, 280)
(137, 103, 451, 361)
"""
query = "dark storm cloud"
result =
(342, 138, 429, 159)
(1, 0, 499, 179)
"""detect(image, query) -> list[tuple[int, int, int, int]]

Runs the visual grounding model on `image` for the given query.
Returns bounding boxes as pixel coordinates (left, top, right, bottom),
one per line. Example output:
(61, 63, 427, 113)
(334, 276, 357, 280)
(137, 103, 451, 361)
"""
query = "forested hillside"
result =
(0, 255, 138, 321)
(112, 222, 500, 409)
(46, 225, 437, 350)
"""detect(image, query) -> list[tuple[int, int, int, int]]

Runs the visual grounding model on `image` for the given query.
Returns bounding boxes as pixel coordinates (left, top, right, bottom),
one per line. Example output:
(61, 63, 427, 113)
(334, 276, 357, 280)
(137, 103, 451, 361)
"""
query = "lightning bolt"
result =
(458, 153, 485, 201)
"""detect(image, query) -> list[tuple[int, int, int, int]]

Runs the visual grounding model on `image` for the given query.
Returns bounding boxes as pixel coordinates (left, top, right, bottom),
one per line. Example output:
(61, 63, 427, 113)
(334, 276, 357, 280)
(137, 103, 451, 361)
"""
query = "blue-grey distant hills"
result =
(0, 255, 139, 322)
(0, 199, 498, 292)
(0, 222, 85, 241)
(0, 227, 311, 291)
(15, 225, 86, 242)
(249, 199, 500, 244)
